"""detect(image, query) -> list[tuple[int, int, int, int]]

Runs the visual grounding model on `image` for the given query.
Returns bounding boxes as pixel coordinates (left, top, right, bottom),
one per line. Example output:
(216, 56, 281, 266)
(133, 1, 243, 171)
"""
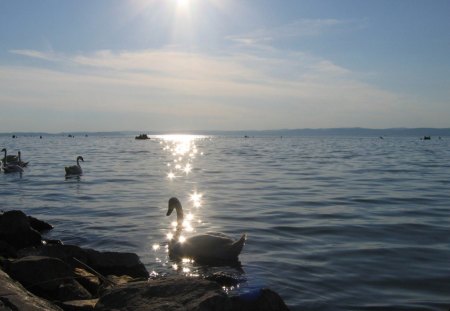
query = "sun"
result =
(176, 0, 190, 9)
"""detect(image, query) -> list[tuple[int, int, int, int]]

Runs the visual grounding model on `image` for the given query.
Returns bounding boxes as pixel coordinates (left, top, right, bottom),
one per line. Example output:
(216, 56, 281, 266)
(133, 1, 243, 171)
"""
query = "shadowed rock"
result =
(18, 244, 149, 279)
(28, 216, 53, 232)
(0, 211, 42, 250)
(0, 268, 63, 311)
(6, 256, 91, 301)
(94, 275, 289, 311)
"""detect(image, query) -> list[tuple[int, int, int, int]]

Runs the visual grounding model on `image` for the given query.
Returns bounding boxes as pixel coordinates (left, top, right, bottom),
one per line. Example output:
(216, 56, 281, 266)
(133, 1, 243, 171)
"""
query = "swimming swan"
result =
(65, 156, 84, 176)
(17, 151, 29, 167)
(1, 149, 23, 173)
(166, 197, 246, 263)
(1, 148, 18, 163)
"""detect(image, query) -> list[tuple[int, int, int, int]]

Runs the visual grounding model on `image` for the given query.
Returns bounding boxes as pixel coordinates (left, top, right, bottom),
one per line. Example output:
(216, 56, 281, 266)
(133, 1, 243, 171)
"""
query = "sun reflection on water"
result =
(150, 134, 214, 280)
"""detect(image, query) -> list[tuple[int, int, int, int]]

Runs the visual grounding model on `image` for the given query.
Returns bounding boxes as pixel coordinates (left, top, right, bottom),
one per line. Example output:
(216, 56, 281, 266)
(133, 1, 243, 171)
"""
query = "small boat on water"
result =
(135, 134, 150, 140)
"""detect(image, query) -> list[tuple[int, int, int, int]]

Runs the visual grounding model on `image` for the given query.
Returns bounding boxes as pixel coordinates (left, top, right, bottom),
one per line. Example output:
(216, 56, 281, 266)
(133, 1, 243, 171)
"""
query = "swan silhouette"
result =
(166, 197, 246, 263)
(1, 149, 23, 174)
(1, 149, 28, 167)
(1, 148, 17, 163)
(65, 156, 84, 176)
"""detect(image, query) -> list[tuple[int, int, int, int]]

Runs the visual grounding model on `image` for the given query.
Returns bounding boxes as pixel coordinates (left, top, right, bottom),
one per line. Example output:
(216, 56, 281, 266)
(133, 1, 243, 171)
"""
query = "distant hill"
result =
(198, 128, 450, 137)
(1, 128, 450, 138)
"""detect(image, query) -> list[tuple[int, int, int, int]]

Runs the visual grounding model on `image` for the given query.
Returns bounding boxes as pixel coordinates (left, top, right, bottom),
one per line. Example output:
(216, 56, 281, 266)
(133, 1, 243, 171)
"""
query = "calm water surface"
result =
(1, 135, 449, 310)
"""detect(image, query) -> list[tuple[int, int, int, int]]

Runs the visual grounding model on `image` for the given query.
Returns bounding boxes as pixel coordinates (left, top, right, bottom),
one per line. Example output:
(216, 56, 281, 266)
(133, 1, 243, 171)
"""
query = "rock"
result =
(230, 288, 290, 311)
(0, 210, 42, 250)
(0, 240, 17, 258)
(205, 271, 246, 287)
(56, 299, 98, 311)
(6, 256, 91, 301)
(85, 249, 149, 279)
(74, 268, 101, 296)
(18, 244, 149, 279)
(0, 268, 63, 311)
(28, 216, 53, 232)
(94, 276, 230, 311)
(95, 276, 290, 311)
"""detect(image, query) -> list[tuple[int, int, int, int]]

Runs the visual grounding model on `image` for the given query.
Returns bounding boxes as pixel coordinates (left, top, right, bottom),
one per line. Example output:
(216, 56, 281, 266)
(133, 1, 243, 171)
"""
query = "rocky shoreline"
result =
(0, 210, 290, 311)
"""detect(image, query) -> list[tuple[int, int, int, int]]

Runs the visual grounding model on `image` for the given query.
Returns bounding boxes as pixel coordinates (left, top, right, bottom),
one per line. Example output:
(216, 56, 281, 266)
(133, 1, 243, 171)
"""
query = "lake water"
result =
(1, 134, 449, 310)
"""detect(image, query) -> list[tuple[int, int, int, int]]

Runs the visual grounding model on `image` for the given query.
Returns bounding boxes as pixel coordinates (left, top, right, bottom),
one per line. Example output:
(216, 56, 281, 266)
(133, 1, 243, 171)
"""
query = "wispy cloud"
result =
(227, 18, 355, 47)
(1, 44, 430, 131)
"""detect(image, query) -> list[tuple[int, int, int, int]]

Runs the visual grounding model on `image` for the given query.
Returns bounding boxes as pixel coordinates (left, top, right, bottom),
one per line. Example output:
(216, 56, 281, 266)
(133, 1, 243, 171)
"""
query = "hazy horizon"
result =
(1, 1, 450, 132)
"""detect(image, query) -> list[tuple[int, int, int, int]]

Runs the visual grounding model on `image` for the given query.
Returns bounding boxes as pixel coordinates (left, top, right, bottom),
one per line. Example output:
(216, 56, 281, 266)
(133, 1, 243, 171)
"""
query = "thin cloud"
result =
(227, 18, 354, 46)
(1, 46, 428, 131)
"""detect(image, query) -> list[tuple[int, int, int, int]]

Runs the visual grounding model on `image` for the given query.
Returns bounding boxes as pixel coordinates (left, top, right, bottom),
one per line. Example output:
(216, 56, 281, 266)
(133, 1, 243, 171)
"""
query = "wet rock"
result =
(0, 210, 42, 250)
(94, 276, 230, 311)
(85, 249, 149, 279)
(6, 255, 91, 301)
(0, 268, 62, 311)
(28, 216, 53, 232)
(57, 299, 98, 311)
(0, 240, 17, 258)
(95, 276, 290, 311)
(230, 288, 290, 311)
(74, 267, 101, 296)
(18, 244, 149, 279)
(205, 271, 246, 287)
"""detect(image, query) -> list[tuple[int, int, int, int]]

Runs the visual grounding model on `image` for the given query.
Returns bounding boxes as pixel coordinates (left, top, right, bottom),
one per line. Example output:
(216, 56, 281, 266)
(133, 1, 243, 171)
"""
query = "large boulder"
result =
(94, 276, 229, 311)
(6, 255, 91, 301)
(18, 244, 149, 279)
(0, 268, 62, 311)
(0, 210, 42, 250)
(95, 276, 290, 311)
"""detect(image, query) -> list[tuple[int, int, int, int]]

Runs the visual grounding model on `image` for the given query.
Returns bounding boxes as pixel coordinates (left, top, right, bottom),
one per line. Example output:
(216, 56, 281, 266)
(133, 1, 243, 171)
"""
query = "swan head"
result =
(77, 156, 84, 162)
(167, 197, 182, 216)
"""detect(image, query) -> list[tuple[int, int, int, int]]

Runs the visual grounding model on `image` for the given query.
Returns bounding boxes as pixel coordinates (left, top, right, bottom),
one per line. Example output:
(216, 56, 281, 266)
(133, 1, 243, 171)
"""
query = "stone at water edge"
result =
(0, 268, 63, 311)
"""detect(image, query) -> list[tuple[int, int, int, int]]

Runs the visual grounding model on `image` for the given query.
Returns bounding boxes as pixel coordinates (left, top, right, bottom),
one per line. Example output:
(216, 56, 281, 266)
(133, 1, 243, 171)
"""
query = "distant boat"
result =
(135, 134, 150, 140)
(423, 136, 431, 140)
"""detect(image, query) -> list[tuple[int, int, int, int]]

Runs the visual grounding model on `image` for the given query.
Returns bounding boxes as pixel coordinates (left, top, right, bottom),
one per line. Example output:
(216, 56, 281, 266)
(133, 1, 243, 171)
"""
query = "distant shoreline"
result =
(1, 128, 450, 138)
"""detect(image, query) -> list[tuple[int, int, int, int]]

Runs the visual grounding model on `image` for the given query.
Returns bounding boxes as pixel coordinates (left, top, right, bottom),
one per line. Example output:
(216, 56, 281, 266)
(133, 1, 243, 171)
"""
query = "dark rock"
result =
(18, 244, 149, 279)
(94, 276, 230, 311)
(230, 288, 290, 311)
(56, 299, 98, 311)
(0, 211, 42, 250)
(0, 240, 17, 258)
(28, 216, 53, 232)
(6, 256, 91, 301)
(85, 249, 149, 279)
(205, 271, 246, 287)
(95, 276, 290, 311)
(0, 268, 63, 311)
(73, 267, 101, 296)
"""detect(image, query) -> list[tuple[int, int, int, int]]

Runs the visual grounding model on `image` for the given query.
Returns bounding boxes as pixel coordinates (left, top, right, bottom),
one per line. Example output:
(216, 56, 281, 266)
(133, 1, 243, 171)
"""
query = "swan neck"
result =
(175, 205, 184, 226)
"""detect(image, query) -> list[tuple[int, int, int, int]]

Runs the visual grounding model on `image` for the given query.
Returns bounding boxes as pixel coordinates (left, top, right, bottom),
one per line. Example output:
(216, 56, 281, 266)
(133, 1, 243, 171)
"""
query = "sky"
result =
(1, 0, 450, 132)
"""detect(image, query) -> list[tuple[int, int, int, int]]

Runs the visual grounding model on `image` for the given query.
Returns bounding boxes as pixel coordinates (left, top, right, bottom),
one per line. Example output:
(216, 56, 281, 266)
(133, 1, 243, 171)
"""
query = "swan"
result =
(65, 156, 84, 176)
(166, 197, 246, 263)
(1, 149, 23, 174)
(16, 151, 29, 167)
(1, 148, 18, 164)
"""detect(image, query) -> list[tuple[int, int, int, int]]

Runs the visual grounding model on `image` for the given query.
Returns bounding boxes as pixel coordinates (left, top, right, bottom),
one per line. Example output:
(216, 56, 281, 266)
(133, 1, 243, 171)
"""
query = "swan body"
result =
(3, 162, 24, 173)
(1, 149, 28, 167)
(166, 197, 246, 263)
(1, 148, 24, 173)
(1, 148, 18, 164)
(16, 151, 29, 167)
(65, 156, 84, 176)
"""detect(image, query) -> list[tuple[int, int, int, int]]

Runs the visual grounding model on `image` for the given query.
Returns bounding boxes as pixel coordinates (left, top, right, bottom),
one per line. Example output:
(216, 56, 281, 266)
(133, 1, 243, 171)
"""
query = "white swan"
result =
(1, 148, 18, 163)
(65, 156, 84, 176)
(1, 149, 23, 174)
(17, 151, 29, 167)
(166, 197, 246, 263)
